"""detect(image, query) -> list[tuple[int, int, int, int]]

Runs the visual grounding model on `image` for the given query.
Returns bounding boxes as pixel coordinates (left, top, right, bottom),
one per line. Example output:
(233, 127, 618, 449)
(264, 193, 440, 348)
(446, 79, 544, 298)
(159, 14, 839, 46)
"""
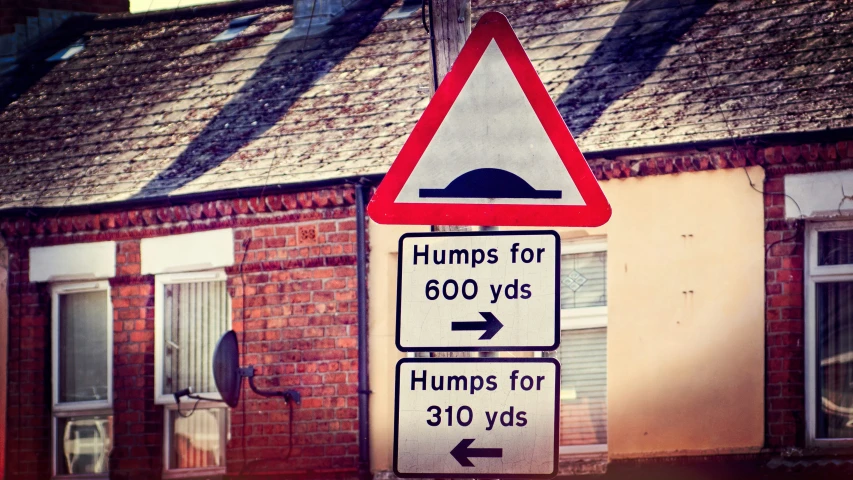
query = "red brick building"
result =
(2, 188, 365, 479)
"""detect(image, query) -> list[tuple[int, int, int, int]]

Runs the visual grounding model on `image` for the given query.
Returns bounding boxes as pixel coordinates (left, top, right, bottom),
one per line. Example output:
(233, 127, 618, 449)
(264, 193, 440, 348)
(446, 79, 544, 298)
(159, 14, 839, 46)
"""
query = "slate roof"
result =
(0, 0, 852, 210)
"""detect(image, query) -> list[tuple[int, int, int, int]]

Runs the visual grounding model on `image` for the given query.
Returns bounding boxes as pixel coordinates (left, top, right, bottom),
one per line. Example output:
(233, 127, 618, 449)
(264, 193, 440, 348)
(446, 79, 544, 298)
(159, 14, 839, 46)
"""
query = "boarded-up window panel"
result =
(163, 281, 228, 396)
(552, 328, 607, 446)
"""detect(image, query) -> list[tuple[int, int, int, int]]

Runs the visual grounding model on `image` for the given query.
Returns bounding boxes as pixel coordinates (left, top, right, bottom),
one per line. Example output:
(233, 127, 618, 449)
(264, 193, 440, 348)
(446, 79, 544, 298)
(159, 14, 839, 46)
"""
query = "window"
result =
(51, 281, 113, 477)
(154, 270, 230, 476)
(210, 14, 261, 42)
(163, 407, 228, 473)
(806, 223, 853, 446)
(46, 39, 85, 62)
(547, 239, 607, 454)
(154, 271, 231, 404)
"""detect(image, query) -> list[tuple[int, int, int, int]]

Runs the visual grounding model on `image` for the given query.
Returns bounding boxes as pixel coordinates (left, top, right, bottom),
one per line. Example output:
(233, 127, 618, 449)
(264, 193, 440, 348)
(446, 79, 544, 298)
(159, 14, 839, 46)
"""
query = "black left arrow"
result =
(451, 312, 504, 340)
(450, 438, 503, 467)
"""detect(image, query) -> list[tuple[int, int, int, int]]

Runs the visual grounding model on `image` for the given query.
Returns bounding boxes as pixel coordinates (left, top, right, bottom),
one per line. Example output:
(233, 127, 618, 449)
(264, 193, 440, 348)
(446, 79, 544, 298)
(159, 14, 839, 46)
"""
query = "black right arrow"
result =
(451, 312, 504, 340)
(450, 438, 503, 467)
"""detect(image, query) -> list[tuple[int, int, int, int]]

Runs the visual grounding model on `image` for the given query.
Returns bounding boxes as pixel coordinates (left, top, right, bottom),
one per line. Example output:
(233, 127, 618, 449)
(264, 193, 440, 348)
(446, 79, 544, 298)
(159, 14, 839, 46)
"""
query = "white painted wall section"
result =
(141, 229, 234, 275)
(29, 242, 116, 282)
(785, 170, 853, 219)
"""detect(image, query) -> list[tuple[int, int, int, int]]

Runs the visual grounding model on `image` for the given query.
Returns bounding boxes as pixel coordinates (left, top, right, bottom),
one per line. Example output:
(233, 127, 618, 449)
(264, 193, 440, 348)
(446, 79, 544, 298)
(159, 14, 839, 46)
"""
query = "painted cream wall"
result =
(367, 166, 766, 469)
(591, 166, 765, 457)
(368, 222, 429, 473)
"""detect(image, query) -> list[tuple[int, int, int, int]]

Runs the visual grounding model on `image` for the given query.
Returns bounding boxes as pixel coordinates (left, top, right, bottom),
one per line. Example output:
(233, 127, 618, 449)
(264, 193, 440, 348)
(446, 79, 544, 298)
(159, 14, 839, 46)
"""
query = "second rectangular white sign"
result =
(394, 358, 559, 478)
(396, 230, 559, 351)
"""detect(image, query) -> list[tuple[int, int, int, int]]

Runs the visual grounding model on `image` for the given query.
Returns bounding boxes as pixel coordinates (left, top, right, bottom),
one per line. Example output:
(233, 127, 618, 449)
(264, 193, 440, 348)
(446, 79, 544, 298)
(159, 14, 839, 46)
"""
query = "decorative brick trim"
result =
(0, 186, 357, 244)
(586, 141, 853, 181)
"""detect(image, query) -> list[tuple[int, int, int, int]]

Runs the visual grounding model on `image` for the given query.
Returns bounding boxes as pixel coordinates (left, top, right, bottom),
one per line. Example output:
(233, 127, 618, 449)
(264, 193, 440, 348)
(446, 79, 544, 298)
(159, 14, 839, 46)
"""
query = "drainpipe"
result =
(0, 234, 7, 480)
(355, 182, 371, 480)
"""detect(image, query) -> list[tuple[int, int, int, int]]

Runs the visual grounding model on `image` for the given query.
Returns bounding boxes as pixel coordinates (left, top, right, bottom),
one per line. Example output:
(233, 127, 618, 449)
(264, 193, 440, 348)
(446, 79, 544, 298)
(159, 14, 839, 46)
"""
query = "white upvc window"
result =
(806, 221, 853, 447)
(154, 270, 231, 405)
(548, 239, 607, 455)
(154, 270, 230, 476)
(51, 281, 114, 478)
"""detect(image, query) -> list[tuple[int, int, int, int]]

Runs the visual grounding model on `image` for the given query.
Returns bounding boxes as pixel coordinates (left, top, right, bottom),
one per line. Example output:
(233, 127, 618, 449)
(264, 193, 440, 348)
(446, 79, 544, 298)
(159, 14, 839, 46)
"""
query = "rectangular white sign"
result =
(394, 358, 559, 478)
(396, 231, 559, 351)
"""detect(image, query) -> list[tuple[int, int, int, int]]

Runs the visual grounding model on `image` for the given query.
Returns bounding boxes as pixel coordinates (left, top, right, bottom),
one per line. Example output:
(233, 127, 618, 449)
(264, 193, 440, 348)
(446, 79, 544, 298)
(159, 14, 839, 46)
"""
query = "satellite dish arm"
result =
(241, 366, 301, 404)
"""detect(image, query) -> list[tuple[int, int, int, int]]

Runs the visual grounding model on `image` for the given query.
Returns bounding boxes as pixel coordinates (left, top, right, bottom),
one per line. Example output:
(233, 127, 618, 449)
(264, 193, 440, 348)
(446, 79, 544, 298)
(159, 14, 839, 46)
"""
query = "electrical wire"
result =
(672, 0, 820, 449)
(421, 0, 429, 33)
(235, 0, 326, 468)
(173, 391, 223, 418)
(174, 397, 202, 418)
(673, 0, 804, 220)
(426, 0, 439, 92)
(238, 235, 252, 475)
(301, 0, 318, 51)
(237, 400, 295, 479)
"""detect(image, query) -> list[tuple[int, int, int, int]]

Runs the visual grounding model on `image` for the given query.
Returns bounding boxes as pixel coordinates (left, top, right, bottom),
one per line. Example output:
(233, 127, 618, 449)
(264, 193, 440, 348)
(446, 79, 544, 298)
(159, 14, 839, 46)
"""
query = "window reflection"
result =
(817, 281, 853, 439)
(168, 408, 225, 470)
(818, 230, 853, 266)
(58, 416, 112, 475)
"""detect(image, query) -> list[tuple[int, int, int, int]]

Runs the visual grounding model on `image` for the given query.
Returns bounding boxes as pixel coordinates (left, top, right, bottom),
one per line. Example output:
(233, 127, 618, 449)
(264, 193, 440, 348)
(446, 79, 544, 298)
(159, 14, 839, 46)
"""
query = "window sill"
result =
(558, 450, 608, 476)
(158, 395, 225, 407)
(52, 475, 109, 480)
(162, 467, 226, 480)
(798, 443, 853, 456)
(561, 444, 607, 455)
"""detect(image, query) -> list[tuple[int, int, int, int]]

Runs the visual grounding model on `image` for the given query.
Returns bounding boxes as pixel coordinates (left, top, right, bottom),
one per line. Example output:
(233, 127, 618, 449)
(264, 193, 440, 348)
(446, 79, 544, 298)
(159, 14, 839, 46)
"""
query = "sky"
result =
(129, 0, 236, 13)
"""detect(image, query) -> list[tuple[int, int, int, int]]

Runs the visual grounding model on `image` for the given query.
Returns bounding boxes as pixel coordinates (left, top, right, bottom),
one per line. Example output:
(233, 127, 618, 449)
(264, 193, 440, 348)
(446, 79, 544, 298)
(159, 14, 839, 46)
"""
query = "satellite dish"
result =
(212, 330, 301, 408)
(212, 330, 242, 407)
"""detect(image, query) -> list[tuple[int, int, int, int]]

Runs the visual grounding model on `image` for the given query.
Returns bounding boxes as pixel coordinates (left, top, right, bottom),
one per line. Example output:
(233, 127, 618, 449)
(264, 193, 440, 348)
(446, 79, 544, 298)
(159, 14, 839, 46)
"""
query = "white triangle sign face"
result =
(368, 12, 611, 227)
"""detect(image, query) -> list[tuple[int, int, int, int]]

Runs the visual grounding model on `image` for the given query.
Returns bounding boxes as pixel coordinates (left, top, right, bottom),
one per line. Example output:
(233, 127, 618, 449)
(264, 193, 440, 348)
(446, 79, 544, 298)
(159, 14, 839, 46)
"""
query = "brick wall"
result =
(0, 0, 127, 35)
(2, 186, 362, 480)
(763, 173, 805, 449)
(762, 143, 853, 450)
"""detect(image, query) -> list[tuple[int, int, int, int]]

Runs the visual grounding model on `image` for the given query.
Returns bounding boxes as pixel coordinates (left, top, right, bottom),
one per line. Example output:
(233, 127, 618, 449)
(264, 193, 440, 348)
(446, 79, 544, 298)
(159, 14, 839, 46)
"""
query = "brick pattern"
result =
(3, 185, 362, 480)
(4, 253, 50, 480)
(0, 189, 356, 239)
(0, 0, 128, 35)
(588, 142, 853, 181)
(763, 152, 853, 449)
(763, 175, 805, 449)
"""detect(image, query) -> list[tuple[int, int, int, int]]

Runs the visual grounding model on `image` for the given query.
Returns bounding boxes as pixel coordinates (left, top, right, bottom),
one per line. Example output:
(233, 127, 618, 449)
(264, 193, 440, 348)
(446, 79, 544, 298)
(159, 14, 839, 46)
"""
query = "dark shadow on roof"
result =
(0, 16, 94, 112)
(557, 0, 716, 138)
(132, 1, 395, 199)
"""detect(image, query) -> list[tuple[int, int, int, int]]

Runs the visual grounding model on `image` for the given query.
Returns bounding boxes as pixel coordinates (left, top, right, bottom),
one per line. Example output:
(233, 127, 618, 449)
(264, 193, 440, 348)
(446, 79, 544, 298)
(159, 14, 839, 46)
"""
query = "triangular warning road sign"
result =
(368, 12, 611, 227)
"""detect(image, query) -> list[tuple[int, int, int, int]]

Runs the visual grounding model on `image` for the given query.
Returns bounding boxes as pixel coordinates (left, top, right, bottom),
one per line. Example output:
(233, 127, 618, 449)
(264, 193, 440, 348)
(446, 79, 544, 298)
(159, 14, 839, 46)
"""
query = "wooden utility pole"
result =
(427, 0, 479, 366)
(428, 0, 471, 93)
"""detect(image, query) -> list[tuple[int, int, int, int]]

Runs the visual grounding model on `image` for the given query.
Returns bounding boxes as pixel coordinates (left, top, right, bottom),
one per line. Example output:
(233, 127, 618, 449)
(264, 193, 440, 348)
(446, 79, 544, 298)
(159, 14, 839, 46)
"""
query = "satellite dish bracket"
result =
(241, 365, 302, 405)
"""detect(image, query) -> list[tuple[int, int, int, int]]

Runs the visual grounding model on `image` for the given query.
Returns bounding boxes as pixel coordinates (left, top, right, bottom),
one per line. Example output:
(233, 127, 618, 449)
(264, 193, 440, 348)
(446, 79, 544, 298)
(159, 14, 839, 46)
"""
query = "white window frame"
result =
(805, 220, 853, 447)
(50, 280, 114, 479)
(51, 412, 113, 480)
(162, 404, 228, 479)
(555, 238, 608, 455)
(154, 270, 230, 405)
(51, 281, 114, 412)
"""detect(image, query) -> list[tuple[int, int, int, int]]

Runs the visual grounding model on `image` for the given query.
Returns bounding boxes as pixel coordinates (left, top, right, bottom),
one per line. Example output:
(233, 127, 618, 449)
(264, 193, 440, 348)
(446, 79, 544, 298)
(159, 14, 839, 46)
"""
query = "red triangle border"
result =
(368, 11, 612, 227)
